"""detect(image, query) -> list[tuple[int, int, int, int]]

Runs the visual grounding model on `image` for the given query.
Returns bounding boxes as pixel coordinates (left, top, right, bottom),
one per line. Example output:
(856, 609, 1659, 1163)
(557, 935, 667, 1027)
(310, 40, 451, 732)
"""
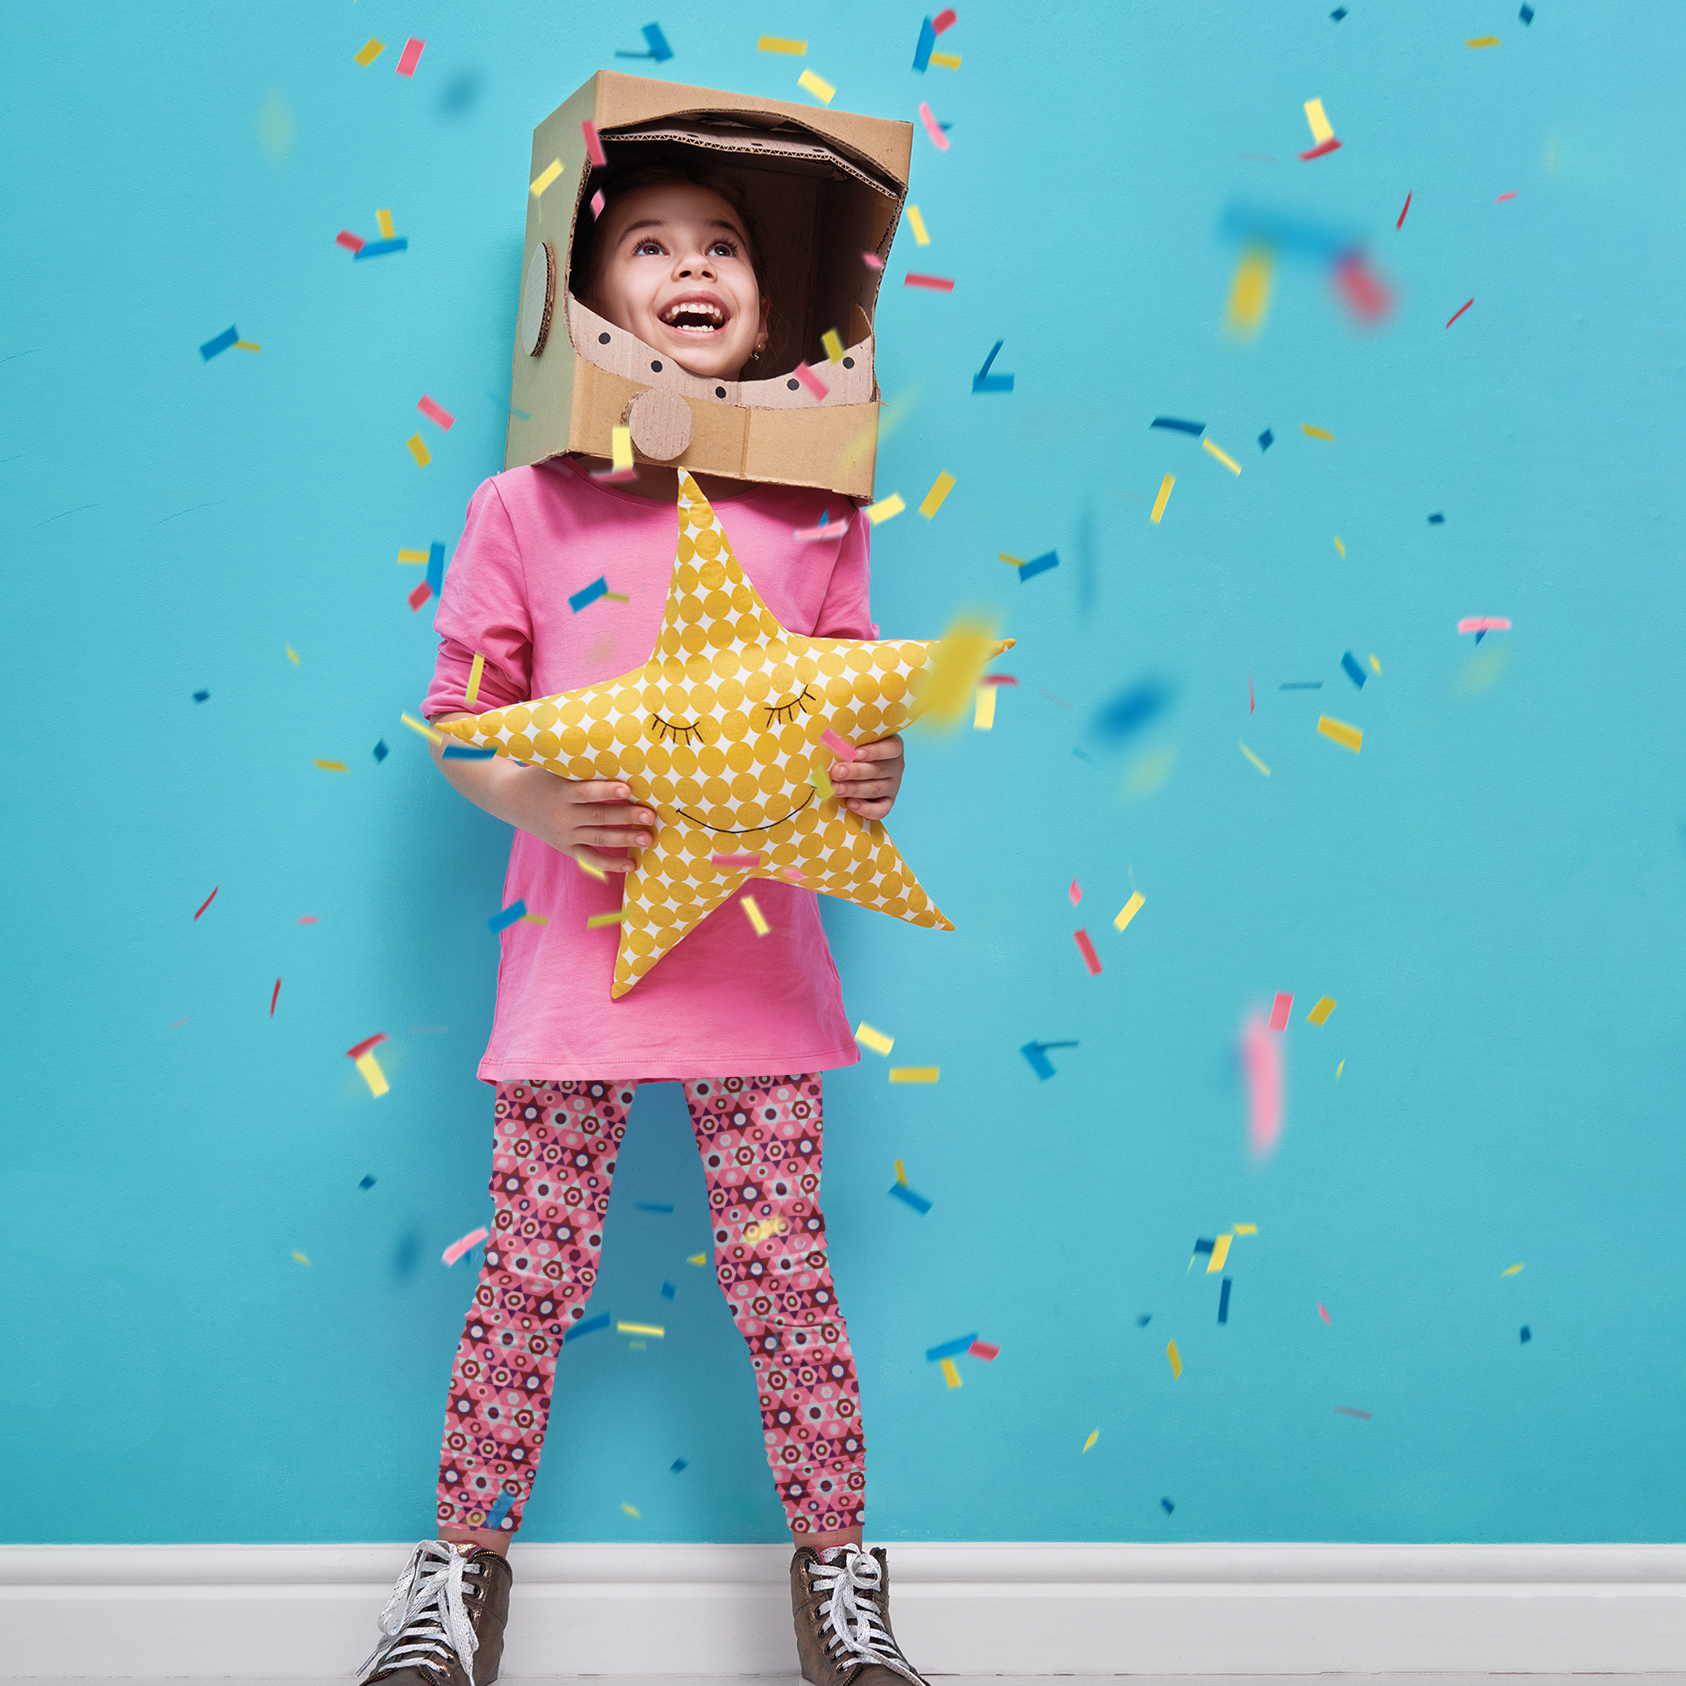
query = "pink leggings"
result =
(436, 1076, 865, 1537)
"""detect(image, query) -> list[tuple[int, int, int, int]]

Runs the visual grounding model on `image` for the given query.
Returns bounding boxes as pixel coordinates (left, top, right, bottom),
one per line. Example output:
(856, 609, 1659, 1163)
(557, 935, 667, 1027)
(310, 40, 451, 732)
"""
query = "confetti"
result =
(395, 38, 425, 76)
(1397, 191, 1412, 228)
(337, 231, 366, 253)
(894, 1160, 907, 1184)
(889, 1067, 939, 1083)
(1258, 428, 1274, 451)
(972, 686, 996, 730)
(793, 518, 849, 542)
(927, 1333, 979, 1361)
(1202, 438, 1241, 474)
(906, 205, 931, 245)
(970, 1341, 999, 1360)
(442, 1226, 490, 1266)
(940, 1358, 963, 1388)
(1466, 35, 1500, 47)
(193, 886, 220, 920)
(359, 1175, 377, 1191)
(314, 759, 348, 772)
(488, 899, 528, 934)
(711, 852, 761, 870)
(1495, 191, 1518, 202)
(1520, 1325, 1532, 1343)
(1336, 1059, 1345, 1080)
(865, 492, 905, 524)
(1208, 1233, 1233, 1273)
(1150, 416, 1204, 436)
(810, 765, 835, 800)
(405, 434, 431, 467)
(793, 360, 829, 400)
(1113, 893, 1145, 932)
(354, 239, 407, 259)
(1068, 880, 1082, 907)
(270, 979, 281, 1016)
(821, 328, 845, 363)
(234, 340, 260, 352)
(1020, 1039, 1078, 1080)
(622, 1504, 641, 1518)
(1520, 1, 1534, 18)
(530, 159, 564, 197)
(1301, 424, 1334, 442)
(862, 251, 884, 270)
(890, 1183, 933, 1214)
(1303, 98, 1334, 144)
(519, 913, 548, 924)
(1446, 298, 1475, 328)
(1161, 1497, 1175, 1513)
(199, 326, 239, 361)
(1217, 1278, 1232, 1323)
(1319, 1303, 1331, 1323)
(1239, 741, 1271, 777)
(566, 1312, 611, 1341)
(1149, 475, 1174, 524)
(1317, 715, 1363, 753)
(1166, 1341, 1182, 1379)
(1080, 1429, 1099, 1453)
(904, 272, 955, 292)
(407, 581, 433, 611)
(1341, 651, 1366, 688)
(797, 68, 835, 103)
(1458, 616, 1512, 633)
(465, 653, 485, 706)
(353, 1050, 389, 1098)
(615, 22, 673, 60)
(400, 711, 442, 745)
(591, 189, 606, 220)
(617, 1322, 665, 1337)
(1242, 1011, 1284, 1155)
(1334, 1406, 1372, 1419)
(635, 1201, 675, 1214)
(1306, 997, 1336, 1026)
(1073, 930, 1102, 976)
(581, 120, 608, 167)
(377, 210, 396, 240)
(397, 548, 429, 564)
(917, 100, 950, 151)
(1234, 1223, 1259, 1235)
(758, 35, 807, 52)
(919, 471, 956, 518)
(822, 728, 857, 762)
(1226, 247, 1274, 335)
(1268, 992, 1293, 1032)
(687, 1252, 706, 1266)
(1333, 536, 1347, 559)
(930, 52, 962, 68)
(417, 395, 455, 430)
(484, 1492, 514, 1530)
(354, 39, 385, 66)
(972, 338, 1013, 392)
(1503, 1263, 1525, 1276)
(741, 895, 770, 936)
(293, 1251, 311, 1266)
(1018, 551, 1059, 582)
(569, 576, 609, 612)
(670, 1458, 688, 1472)
(587, 911, 625, 929)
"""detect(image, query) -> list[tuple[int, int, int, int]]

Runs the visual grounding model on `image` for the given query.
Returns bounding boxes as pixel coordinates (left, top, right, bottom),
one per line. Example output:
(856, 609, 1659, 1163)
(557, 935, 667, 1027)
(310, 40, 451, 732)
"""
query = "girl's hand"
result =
(512, 775, 656, 875)
(829, 734, 904, 821)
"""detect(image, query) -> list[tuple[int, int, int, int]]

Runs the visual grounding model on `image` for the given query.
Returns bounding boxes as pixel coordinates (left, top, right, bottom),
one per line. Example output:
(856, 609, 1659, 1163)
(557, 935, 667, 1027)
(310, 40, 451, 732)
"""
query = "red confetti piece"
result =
(336, 231, 366, 253)
(980, 673, 1019, 687)
(862, 251, 884, 270)
(417, 394, 455, 430)
(346, 1033, 388, 1059)
(1073, 929, 1102, 975)
(1333, 255, 1393, 322)
(1495, 191, 1517, 202)
(1445, 298, 1474, 328)
(793, 360, 829, 400)
(1396, 191, 1411, 229)
(905, 272, 955, 292)
(193, 886, 219, 920)
(582, 120, 607, 167)
(1319, 1303, 1332, 1324)
(932, 7, 958, 31)
(297, 916, 319, 923)
(408, 580, 433, 610)
(969, 1339, 1000, 1360)
(1249, 671, 1255, 713)
(395, 37, 425, 77)
(270, 979, 282, 1017)
(1268, 992, 1293, 1032)
(1298, 137, 1342, 160)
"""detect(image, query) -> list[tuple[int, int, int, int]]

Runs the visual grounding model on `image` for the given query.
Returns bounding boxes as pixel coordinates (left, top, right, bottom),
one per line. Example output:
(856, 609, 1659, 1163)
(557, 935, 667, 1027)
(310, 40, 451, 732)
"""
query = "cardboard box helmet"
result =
(509, 71, 912, 500)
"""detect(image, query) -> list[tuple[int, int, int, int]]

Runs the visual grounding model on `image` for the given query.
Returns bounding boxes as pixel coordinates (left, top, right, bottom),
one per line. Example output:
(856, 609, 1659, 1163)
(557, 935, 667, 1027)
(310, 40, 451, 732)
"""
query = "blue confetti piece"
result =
(926, 1332, 979, 1362)
(912, 15, 937, 70)
(1192, 1238, 1216, 1256)
(353, 238, 408, 259)
(484, 1491, 515, 1530)
(359, 1174, 376, 1190)
(1161, 1497, 1175, 1514)
(635, 1201, 675, 1213)
(660, 1280, 676, 1301)
(670, 1457, 688, 1473)
(443, 745, 496, 759)
(1341, 651, 1368, 689)
(199, 326, 239, 361)
(1091, 679, 1172, 744)
(566, 1311, 612, 1341)
(642, 22, 673, 58)
(889, 1183, 933, 1214)
(1331, 5, 1347, 16)
(1258, 428, 1274, 451)
(972, 339, 1014, 393)
(1136, 1314, 1152, 1326)
(427, 540, 445, 598)
(1520, 2, 1534, 20)
(1150, 416, 1205, 436)
(569, 576, 608, 613)
(1018, 550, 1059, 582)
(373, 739, 389, 762)
(488, 898, 527, 934)
(1279, 681, 1323, 690)
(192, 689, 210, 702)
(1520, 1325, 1532, 1343)
(1020, 1042, 1055, 1080)
(1218, 1277, 1232, 1324)
(1428, 512, 1445, 524)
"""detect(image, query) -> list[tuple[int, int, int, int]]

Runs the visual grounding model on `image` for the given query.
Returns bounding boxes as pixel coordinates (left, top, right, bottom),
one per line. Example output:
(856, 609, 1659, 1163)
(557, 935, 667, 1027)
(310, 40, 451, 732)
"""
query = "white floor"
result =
(13, 1676, 1686, 1685)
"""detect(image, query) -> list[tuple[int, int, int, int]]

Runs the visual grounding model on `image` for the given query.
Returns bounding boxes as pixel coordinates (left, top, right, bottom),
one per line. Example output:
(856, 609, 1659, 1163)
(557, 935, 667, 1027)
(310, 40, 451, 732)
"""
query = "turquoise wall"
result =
(5, 0, 1684, 1545)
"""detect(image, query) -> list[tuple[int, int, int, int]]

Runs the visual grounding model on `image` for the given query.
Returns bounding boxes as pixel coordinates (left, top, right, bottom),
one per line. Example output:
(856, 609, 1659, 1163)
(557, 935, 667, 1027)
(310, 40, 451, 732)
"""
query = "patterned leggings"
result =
(436, 1075, 865, 1537)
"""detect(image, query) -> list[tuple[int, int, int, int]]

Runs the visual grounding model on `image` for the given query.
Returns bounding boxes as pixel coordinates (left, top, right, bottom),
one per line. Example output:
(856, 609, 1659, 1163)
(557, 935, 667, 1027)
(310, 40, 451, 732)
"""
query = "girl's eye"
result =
(633, 239, 664, 256)
(763, 686, 817, 726)
(648, 713, 702, 745)
(708, 240, 737, 257)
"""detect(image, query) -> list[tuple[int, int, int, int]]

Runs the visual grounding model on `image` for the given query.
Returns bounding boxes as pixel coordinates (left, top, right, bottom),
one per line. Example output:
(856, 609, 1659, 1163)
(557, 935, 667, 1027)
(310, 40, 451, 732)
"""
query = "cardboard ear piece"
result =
(509, 70, 913, 500)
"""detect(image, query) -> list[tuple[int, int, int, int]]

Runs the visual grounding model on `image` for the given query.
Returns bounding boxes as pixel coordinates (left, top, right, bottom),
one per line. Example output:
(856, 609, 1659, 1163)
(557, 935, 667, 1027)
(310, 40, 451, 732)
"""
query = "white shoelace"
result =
(807, 1545, 925, 1684)
(357, 1539, 485, 1684)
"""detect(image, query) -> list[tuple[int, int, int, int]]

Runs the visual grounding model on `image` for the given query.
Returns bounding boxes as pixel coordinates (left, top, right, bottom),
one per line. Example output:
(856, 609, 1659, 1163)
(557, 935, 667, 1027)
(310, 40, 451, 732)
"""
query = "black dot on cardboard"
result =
(842, 356, 855, 368)
(598, 332, 611, 345)
(715, 386, 726, 398)
(787, 378, 800, 390)
(650, 360, 662, 372)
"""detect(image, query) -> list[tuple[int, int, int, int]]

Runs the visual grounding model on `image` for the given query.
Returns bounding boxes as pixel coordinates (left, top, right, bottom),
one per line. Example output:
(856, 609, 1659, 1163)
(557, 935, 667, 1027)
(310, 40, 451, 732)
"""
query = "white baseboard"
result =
(4, 1542, 1684, 1678)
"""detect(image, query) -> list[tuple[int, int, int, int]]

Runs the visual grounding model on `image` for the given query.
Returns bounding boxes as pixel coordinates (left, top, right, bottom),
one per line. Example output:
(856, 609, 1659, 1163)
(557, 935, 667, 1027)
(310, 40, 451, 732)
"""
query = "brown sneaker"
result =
(790, 1544, 928, 1686)
(356, 1540, 514, 1685)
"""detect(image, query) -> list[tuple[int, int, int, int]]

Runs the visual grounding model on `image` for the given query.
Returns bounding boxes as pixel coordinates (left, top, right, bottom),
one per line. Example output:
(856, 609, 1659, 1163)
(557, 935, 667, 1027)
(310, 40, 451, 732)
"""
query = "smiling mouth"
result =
(659, 300, 728, 336)
(675, 786, 815, 835)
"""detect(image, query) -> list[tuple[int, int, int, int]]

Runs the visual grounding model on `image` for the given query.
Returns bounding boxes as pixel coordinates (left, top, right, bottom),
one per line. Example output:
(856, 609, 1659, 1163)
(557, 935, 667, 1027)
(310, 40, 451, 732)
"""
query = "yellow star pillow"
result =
(440, 473, 1011, 996)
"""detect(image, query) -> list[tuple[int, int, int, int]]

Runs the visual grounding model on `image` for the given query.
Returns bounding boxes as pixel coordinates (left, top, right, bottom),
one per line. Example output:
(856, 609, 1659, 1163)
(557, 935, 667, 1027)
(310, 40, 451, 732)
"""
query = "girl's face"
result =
(590, 183, 770, 380)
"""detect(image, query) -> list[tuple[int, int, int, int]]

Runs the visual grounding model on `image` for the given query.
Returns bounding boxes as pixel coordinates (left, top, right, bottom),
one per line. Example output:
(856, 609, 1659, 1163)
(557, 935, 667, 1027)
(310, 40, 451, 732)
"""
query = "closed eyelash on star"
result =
(648, 713, 703, 745)
(763, 686, 818, 725)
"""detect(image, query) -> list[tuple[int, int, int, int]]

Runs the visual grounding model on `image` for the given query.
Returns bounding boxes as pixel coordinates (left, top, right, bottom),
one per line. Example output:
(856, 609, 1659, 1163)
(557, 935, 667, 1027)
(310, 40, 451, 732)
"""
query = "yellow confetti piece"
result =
(1306, 996, 1336, 1026)
(1502, 1263, 1525, 1276)
(1336, 1059, 1345, 1080)
(810, 765, 835, 801)
(530, 158, 564, 197)
(744, 1218, 787, 1242)
(864, 492, 904, 525)
(1113, 891, 1146, 932)
(1317, 714, 1363, 754)
(1303, 97, 1334, 145)
(466, 652, 485, 706)
(941, 1357, 963, 1389)
(520, 913, 549, 925)
(855, 1022, 895, 1056)
(1301, 424, 1334, 441)
(1225, 246, 1273, 336)
(1082, 1429, 1099, 1453)
(1150, 474, 1174, 524)
(354, 38, 385, 66)
(314, 759, 348, 772)
(997, 551, 1025, 567)
(1167, 1340, 1182, 1379)
(234, 341, 261, 352)
(919, 472, 956, 519)
(621, 1503, 641, 1518)
(610, 423, 633, 473)
(603, 590, 630, 603)
(1125, 745, 1177, 798)
(913, 614, 999, 732)
(1369, 654, 1382, 674)
(1333, 535, 1346, 558)
(377, 208, 395, 240)
(286, 645, 300, 665)
(973, 684, 997, 730)
(929, 50, 962, 68)
(397, 548, 429, 564)
(894, 1158, 907, 1185)
(757, 34, 807, 52)
(1207, 1233, 1232, 1273)
(355, 1052, 389, 1097)
(617, 1322, 665, 1337)
(587, 910, 625, 929)
(1202, 438, 1241, 475)
(797, 68, 835, 103)
(1239, 740, 1271, 777)
(292, 1251, 311, 1266)
(574, 858, 607, 883)
(687, 1252, 707, 1265)
(741, 895, 769, 936)
(907, 204, 931, 245)
(1466, 35, 1500, 47)
(821, 328, 845, 363)
(406, 433, 432, 467)
(400, 711, 442, 745)
(1234, 1223, 1259, 1236)
(889, 1067, 939, 1084)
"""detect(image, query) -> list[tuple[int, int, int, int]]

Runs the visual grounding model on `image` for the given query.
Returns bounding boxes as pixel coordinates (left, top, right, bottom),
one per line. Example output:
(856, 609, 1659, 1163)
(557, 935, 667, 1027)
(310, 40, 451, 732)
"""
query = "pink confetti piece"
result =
(822, 728, 857, 762)
(932, 7, 958, 31)
(711, 852, 761, 870)
(792, 519, 850, 542)
(1334, 1406, 1372, 1419)
(1073, 929, 1102, 976)
(793, 360, 830, 400)
(781, 865, 806, 882)
(1318, 1303, 1332, 1324)
(582, 120, 607, 167)
(417, 394, 455, 430)
(1242, 1010, 1285, 1157)
(862, 251, 884, 270)
(269, 979, 281, 1016)
(905, 272, 955, 292)
(336, 230, 366, 253)
(1495, 191, 1517, 201)
(917, 100, 950, 151)
(1268, 991, 1293, 1032)
(1458, 616, 1512, 633)
(395, 37, 425, 77)
(1068, 880, 1082, 906)
(981, 673, 1019, 687)
(591, 189, 606, 220)
(442, 1226, 490, 1267)
(969, 1339, 1000, 1360)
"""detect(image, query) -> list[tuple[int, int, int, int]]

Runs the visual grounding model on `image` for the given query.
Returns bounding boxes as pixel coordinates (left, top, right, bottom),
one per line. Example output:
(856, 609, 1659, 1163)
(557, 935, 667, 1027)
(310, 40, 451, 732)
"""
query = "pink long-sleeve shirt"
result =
(424, 458, 872, 1082)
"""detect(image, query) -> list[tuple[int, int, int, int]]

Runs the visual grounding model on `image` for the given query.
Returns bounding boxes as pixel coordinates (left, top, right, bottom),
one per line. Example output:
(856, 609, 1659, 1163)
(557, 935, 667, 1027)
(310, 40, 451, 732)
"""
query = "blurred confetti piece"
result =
(488, 899, 528, 933)
(890, 1183, 933, 1213)
(907, 205, 931, 245)
(1459, 616, 1511, 633)
(1234, 1223, 1258, 1235)
(894, 1158, 907, 1184)
(314, 759, 348, 772)
(466, 653, 485, 706)
(587, 911, 625, 930)
(687, 1252, 706, 1266)
(395, 38, 425, 76)
(1073, 930, 1102, 975)
(1319, 1302, 1331, 1323)
(917, 101, 950, 150)
(970, 1340, 999, 1360)
(354, 1053, 389, 1097)
(1301, 424, 1334, 441)
(1202, 438, 1242, 474)
(1151, 416, 1204, 436)
(1334, 1406, 1372, 1419)
(397, 548, 429, 564)
(530, 159, 564, 197)
(408, 581, 433, 611)
(793, 360, 829, 400)
(798, 68, 835, 103)
(1226, 246, 1273, 334)
(1503, 1263, 1525, 1276)
(972, 684, 996, 730)
(1150, 475, 1174, 524)
(354, 39, 385, 66)
(270, 979, 281, 1016)
(581, 120, 607, 166)
(359, 1174, 376, 1190)
(1337, 1059, 1345, 1080)
(1520, 1326, 1532, 1343)
(862, 251, 884, 270)
(670, 1458, 688, 1472)
(758, 35, 807, 52)
(822, 328, 845, 363)
(1467, 35, 1500, 47)
(1217, 1278, 1232, 1322)
(1242, 1010, 1284, 1155)
(940, 1357, 963, 1388)
(905, 272, 955, 292)
(1068, 880, 1082, 906)
(1082, 1429, 1099, 1452)
(741, 895, 770, 936)
(1113, 891, 1145, 932)
(418, 395, 455, 430)
(377, 209, 396, 239)
(1207, 1234, 1232, 1273)
(406, 434, 432, 467)
(865, 492, 905, 524)
(1317, 715, 1363, 753)
(711, 852, 761, 870)
(890, 1067, 939, 1083)
(591, 189, 606, 219)
(1341, 651, 1366, 687)
(810, 766, 835, 800)
(822, 727, 858, 762)
(1167, 1341, 1182, 1379)
(293, 1251, 311, 1266)
(1239, 741, 1270, 777)
(1306, 996, 1336, 1025)
(1446, 298, 1475, 328)
(919, 471, 956, 518)
(442, 1226, 489, 1266)
(200, 325, 239, 361)
(913, 613, 999, 729)
(622, 1503, 641, 1518)
(484, 1491, 514, 1529)
(1303, 97, 1334, 145)
(400, 711, 443, 744)
(618, 1322, 666, 1337)
(193, 886, 220, 920)
(930, 51, 962, 67)
(928, 1334, 978, 1361)
(1268, 992, 1293, 1032)
(1334, 536, 1347, 559)
(1397, 191, 1412, 228)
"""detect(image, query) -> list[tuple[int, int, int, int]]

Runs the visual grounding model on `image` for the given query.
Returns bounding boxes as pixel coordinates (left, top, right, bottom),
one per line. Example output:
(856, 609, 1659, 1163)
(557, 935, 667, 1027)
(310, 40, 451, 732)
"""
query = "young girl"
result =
(355, 158, 929, 1686)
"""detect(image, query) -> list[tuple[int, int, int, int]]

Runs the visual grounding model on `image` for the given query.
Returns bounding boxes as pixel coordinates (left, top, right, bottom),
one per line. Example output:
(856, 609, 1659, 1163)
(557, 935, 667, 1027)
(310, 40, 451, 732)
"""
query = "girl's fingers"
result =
(581, 827, 651, 848)
(846, 797, 894, 819)
(835, 778, 896, 800)
(572, 780, 635, 802)
(572, 845, 635, 873)
(581, 802, 657, 827)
